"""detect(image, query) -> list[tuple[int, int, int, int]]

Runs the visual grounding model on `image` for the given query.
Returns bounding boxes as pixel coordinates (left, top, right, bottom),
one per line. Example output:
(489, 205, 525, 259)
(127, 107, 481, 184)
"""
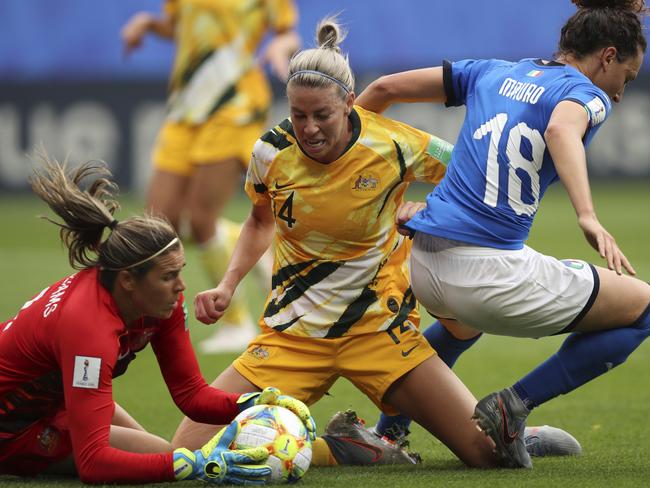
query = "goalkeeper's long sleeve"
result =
(75, 446, 175, 484)
(151, 302, 241, 423)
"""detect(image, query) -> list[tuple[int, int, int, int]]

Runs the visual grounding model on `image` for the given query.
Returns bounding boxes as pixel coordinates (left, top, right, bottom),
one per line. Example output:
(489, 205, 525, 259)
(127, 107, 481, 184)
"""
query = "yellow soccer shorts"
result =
(233, 324, 436, 416)
(153, 69, 270, 175)
(152, 113, 265, 176)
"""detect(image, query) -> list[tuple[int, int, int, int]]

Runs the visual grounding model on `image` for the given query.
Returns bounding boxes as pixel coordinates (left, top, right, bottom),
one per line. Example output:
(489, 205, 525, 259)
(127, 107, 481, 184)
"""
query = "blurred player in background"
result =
(121, 0, 300, 353)
(173, 17, 578, 470)
(357, 0, 650, 469)
(0, 158, 314, 484)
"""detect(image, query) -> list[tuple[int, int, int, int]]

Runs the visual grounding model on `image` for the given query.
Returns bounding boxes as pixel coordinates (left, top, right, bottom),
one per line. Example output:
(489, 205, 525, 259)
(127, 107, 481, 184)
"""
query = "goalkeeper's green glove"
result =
(237, 386, 317, 441)
(173, 420, 271, 484)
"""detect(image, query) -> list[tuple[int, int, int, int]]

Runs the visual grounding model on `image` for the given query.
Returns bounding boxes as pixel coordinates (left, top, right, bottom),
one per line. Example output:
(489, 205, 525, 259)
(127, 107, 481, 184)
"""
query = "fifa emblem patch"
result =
(73, 356, 101, 389)
(248, 345, 269, 360)
(562, 259, 585, 270)
(351, 173, 379, 194)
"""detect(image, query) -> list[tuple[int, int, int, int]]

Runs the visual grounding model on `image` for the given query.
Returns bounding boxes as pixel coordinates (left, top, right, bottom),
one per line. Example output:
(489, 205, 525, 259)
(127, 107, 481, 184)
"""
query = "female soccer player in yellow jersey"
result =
(172, 16, 579, 469)
(168, 15, 507, 469)
(121, 0, 300, 353)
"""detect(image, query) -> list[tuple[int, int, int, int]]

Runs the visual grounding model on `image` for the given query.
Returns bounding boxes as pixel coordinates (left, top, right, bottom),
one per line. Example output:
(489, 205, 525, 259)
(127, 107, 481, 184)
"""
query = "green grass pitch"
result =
(0, 181, 648, 487)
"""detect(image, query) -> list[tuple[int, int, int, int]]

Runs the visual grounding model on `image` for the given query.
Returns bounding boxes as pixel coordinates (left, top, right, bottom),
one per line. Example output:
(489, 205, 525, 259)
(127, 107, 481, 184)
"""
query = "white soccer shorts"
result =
(409, 233, 599, 338)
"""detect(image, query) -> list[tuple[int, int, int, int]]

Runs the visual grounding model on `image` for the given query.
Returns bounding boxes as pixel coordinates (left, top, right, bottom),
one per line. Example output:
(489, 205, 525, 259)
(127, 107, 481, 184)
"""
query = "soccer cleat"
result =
(473, 387, 532, 469)
(368, 423, 411, 445)
(322, 410, 421, 465)
(524, 425, 582, 457)
(198, 320, 257, 354)
(368, 421, 580, 459)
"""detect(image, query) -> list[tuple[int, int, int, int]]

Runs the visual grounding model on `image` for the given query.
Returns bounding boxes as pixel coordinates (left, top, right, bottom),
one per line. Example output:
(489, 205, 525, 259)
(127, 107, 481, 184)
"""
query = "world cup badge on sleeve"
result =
(73, 356, 101, 389)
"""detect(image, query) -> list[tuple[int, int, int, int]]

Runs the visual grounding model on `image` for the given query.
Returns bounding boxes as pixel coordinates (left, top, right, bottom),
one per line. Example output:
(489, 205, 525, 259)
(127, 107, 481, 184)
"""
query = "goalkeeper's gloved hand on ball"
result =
(237, 386, 317, 441)
(173, 420, 271, 485)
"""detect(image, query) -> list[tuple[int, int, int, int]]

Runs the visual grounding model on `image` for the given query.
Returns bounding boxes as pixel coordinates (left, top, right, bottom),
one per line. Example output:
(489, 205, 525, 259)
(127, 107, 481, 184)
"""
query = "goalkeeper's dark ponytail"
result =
(30, 155, 179, 290)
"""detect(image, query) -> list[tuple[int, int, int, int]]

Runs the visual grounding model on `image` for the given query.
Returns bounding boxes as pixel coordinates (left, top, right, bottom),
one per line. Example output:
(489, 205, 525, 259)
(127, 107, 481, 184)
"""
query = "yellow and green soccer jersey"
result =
(245, 106, 452, 338)
(164, 0, 297, 124)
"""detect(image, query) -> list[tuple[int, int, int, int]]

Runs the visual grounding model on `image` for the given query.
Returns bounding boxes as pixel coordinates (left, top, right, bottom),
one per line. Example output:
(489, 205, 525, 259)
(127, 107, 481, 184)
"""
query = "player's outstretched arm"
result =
(356, 67, 446, 114)
(195, 202, 275, 324)
(121, 11, 175, 55)
(546, 100, 635, 276)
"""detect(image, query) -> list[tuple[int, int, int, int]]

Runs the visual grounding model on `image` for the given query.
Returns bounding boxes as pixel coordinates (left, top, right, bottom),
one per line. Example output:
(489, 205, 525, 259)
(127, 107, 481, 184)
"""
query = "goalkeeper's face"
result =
(287, 84, 355, 164)
(126, 247, 187, 320)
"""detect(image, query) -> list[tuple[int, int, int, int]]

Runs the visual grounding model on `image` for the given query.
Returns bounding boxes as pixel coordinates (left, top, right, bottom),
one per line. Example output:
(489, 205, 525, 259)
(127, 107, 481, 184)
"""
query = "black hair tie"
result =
(108, 219, 119, 230)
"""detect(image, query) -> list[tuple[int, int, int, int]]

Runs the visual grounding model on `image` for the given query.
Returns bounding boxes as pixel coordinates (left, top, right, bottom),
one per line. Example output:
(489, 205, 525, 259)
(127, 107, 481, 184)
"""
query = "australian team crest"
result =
(351, 172, 380, 195)
(248, 345, 269, 360)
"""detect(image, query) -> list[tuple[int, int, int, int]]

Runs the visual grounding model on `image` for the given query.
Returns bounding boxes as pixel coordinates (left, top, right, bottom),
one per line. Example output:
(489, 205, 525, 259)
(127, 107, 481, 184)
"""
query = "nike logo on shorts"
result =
(401, 345, 418, 357)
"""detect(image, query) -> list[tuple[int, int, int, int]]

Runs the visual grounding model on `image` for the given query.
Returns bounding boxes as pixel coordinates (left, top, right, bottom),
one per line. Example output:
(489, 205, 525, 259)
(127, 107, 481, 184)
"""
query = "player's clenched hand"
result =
(396, 201, 426, 237)
(173, 421, 271, 484)
(194, 285, 233, 325)
(578, 214, 635, 275)
(237, 387, 317, 441)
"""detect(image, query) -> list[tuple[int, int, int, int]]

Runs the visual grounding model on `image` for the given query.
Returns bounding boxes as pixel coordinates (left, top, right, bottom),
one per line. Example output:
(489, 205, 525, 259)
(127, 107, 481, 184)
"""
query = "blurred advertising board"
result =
(1, 77, 649, 191)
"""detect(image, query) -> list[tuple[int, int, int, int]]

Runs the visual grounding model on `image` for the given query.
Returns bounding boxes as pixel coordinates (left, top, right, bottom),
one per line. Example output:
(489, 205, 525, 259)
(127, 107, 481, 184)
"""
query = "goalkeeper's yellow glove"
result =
(173, 420, 270, 484)
(237, 386, 317, 441)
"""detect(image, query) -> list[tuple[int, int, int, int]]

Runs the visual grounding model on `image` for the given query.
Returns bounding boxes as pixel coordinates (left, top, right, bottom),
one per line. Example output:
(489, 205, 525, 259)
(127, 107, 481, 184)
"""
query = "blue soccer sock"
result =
(375, 321, 482, 439)
(422, 320, 482, 368)
(513, 304, 650, 410)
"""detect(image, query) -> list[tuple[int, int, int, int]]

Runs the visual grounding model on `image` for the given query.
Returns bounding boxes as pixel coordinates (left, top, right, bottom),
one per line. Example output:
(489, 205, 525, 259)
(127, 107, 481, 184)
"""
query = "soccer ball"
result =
(232, 404, 312, 483)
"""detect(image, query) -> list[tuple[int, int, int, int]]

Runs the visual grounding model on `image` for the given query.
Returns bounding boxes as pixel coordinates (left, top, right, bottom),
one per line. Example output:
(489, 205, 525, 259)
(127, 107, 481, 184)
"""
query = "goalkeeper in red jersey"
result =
(0, 157, 315, 484)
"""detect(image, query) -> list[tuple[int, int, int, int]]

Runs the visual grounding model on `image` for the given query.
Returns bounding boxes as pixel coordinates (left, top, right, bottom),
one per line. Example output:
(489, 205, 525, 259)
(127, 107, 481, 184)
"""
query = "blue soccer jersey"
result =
(407, 58, 612, 249)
